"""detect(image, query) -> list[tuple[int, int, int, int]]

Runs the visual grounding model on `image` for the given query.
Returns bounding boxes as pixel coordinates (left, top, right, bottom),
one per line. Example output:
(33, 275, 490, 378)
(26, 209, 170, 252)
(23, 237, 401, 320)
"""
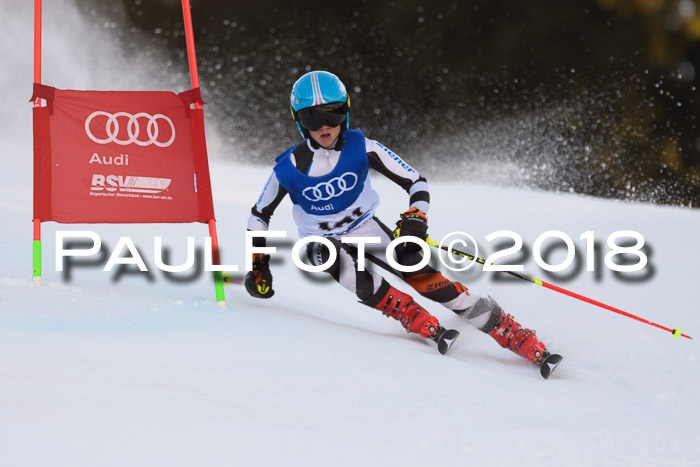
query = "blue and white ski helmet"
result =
(290, 71, 350, 137)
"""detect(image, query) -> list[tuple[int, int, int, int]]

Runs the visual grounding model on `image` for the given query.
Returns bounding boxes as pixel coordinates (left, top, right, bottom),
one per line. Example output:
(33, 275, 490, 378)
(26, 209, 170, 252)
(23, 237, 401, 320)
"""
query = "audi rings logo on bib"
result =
(302, 172, 358, 202)
(85, 111, 176, 147)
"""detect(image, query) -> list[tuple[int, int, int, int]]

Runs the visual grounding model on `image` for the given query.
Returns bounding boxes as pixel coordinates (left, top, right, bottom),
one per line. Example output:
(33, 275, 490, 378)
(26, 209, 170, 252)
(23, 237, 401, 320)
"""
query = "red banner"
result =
(32, 84, 215, 224)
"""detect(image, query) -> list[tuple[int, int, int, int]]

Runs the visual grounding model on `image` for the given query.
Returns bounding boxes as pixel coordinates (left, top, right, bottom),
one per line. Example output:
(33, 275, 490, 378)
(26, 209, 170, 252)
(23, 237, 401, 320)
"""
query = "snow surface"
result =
(2, 1, 699, 466)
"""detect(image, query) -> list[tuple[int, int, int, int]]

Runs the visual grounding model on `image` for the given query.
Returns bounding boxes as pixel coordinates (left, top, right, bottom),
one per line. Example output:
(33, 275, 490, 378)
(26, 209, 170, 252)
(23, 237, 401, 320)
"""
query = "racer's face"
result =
(309, 124, 341, 149)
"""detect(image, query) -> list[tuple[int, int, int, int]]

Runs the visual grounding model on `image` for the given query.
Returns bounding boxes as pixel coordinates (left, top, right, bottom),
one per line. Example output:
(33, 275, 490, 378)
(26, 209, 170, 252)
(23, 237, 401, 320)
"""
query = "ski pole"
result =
(423, 235, 692, 340)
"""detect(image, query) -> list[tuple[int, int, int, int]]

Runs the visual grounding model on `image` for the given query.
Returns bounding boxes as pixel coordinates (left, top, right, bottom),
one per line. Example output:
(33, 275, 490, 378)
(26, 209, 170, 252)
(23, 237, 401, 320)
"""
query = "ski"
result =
(539, 352, 563, 379)
(431, 326, 460, 355)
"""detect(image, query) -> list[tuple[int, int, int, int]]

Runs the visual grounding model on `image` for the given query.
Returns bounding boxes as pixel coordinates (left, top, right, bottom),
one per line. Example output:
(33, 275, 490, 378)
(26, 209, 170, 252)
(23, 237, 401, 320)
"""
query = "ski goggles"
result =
(297, 103, 347, 131)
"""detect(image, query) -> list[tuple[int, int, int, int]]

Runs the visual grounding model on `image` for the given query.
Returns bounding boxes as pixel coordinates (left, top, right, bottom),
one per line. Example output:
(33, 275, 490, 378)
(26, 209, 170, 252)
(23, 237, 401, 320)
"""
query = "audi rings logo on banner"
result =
(84, 111, 176, 147)
(302, 172, 359, 202)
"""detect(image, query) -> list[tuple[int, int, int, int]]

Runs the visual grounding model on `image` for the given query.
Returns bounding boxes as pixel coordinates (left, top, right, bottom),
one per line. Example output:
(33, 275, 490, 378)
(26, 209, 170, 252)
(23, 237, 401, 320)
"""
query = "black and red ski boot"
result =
(487, 310, 548, 364)
(366, 283, 460, 354)
(374, 285, 440, 338)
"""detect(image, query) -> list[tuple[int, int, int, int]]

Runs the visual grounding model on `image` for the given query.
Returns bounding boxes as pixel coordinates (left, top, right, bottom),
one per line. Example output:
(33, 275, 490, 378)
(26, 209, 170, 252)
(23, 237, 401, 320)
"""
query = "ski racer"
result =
(245, 70, 552, 364)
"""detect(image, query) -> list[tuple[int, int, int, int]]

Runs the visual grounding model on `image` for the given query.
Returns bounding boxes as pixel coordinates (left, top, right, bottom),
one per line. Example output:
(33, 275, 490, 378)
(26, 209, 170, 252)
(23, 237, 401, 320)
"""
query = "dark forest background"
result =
(76, 0, 700, 206)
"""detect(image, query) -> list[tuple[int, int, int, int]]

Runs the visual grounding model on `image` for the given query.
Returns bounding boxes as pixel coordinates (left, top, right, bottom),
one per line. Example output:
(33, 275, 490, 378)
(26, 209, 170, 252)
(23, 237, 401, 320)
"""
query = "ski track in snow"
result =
(2, 1, 700, 466)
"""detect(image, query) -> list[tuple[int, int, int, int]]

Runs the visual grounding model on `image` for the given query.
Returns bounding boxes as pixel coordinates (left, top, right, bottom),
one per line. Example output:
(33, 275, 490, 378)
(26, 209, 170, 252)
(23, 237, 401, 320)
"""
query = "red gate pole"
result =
(32, 0, 42, 286)
(181, 0, 200, 96)
(181, 0, 226, 307)
(34, 0, 41, 87)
